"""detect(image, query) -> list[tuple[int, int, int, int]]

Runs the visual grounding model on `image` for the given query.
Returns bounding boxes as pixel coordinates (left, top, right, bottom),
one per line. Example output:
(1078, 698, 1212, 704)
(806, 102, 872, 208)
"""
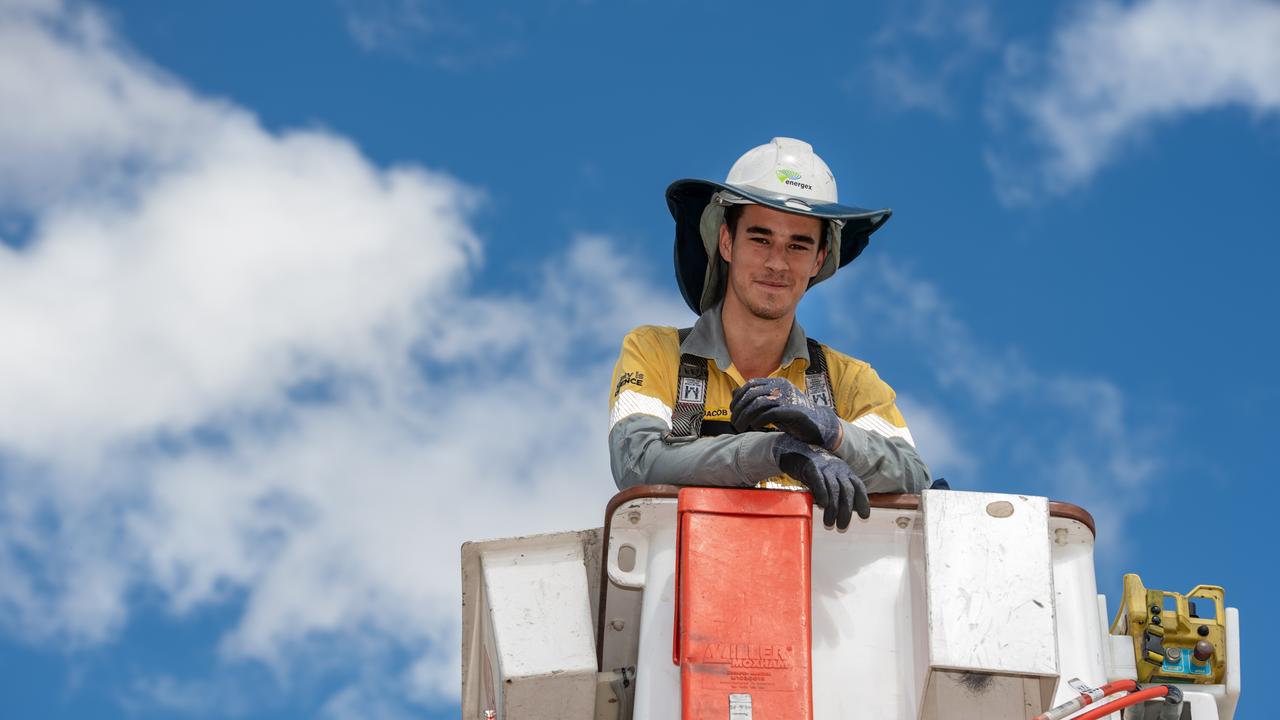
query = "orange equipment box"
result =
(673, 486, 814, 720)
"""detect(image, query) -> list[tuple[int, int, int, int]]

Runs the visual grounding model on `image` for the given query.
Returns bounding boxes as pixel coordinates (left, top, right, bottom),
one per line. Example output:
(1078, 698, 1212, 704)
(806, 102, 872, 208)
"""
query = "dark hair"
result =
(723, 203, 745, 236)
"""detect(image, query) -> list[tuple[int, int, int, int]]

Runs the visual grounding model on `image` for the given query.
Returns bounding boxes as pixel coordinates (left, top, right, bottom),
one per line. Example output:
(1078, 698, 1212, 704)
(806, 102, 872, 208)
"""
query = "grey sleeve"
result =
(833, 420, 932, 494)
(608, 414, 781, 491)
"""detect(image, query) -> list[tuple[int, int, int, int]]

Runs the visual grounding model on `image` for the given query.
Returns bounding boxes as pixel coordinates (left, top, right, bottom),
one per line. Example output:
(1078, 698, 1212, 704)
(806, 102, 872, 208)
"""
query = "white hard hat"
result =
(666, 137, 892, 314)
(725, 137, 840, 208)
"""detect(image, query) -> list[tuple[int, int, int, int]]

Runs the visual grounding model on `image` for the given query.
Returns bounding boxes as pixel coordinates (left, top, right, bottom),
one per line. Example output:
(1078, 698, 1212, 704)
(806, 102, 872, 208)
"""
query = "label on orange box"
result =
(674, 487, 813, 719)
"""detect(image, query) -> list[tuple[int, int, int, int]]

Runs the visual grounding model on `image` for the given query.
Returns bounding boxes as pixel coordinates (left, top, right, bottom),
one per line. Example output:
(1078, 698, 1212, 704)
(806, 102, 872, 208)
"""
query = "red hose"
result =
(1096, 679, 1139, 696)
(1072, 685, 1170, 720)
(1031, 679, 1140, 720)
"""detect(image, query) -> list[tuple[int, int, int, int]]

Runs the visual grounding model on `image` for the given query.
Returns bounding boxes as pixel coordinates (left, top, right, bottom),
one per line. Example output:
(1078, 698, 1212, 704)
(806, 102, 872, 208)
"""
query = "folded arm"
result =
(727, 373, 932, 494)
(608, 413, 778, 491)
(833, 419, 931, 494)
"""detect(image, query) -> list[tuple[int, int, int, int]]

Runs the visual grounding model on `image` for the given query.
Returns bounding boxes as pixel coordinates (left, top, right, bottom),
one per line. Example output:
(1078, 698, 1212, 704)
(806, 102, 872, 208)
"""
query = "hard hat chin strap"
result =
(711, 190, 751, 208)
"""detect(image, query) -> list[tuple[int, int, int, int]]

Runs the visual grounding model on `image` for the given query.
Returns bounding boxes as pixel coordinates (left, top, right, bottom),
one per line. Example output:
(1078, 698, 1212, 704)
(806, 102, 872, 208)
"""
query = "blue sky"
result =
(0, 0, 1276, 717)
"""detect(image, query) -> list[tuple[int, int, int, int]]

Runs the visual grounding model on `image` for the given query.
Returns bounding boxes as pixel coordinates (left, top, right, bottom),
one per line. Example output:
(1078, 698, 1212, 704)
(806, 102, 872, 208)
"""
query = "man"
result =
(608, 137, 931, 530)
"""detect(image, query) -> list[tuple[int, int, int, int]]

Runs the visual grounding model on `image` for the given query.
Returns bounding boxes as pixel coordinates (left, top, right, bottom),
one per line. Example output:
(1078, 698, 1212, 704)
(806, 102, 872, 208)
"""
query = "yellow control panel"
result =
(1110, 573, 1226, 684)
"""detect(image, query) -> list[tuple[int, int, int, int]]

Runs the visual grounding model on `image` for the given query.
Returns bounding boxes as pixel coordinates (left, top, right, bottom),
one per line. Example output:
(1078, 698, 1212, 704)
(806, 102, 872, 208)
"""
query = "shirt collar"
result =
(681, 300, 811, 373)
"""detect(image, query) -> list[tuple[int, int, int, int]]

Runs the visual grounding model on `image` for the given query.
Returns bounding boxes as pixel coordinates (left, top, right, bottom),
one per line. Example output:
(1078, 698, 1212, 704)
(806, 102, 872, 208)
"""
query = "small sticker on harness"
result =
(679, 376, 705, 403)
(728, 693, 752, 719)
(806, 375, 832, 407)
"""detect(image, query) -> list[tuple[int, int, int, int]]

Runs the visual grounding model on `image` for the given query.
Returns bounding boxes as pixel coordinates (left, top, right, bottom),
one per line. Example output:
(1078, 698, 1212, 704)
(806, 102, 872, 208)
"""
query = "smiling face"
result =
(718, 203, 827, 321)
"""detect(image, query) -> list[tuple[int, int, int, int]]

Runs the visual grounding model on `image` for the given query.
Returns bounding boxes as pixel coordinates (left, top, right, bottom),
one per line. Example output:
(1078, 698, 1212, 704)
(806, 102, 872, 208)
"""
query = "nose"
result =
(764, 242, 787, 272)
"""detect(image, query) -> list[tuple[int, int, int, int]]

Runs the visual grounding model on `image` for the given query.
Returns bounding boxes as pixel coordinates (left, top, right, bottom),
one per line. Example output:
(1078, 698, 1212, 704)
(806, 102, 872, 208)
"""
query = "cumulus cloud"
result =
(988, 0, 1280, 201)
(0, 0, 231, 211)
(0, 0, 684, 713)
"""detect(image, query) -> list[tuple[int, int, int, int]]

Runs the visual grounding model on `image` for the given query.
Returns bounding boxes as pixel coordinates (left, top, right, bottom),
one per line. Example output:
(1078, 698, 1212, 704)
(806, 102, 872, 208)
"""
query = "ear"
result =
(718, 222, 733, 264)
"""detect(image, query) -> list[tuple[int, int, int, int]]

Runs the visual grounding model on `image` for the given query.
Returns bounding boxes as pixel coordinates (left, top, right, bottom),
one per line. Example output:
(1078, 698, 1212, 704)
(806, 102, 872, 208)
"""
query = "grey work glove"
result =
(731, 377, 842, 451)
(771, 434, 870, 530)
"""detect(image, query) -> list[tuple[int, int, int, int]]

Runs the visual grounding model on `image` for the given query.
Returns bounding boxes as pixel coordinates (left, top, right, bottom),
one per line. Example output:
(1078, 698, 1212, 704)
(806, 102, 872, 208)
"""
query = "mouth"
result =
(753, 279, 791, 290)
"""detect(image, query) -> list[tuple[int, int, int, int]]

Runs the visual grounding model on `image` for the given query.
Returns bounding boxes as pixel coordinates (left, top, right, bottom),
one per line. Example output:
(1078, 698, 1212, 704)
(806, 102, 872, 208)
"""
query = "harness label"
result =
(679, 377, 705, 403)
(806, 374, 833, 408)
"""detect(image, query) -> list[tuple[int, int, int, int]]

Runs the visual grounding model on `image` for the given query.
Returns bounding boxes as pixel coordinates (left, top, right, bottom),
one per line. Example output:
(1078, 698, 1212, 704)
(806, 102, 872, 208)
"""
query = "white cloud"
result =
(322, 682, 414, 720)
(989, 0, 1280, 199)
(865, 0, 999, 116)
(122, 673, 254, 717)
(0, 0, 231, 210)
(341, 0, 436, 55)
(337, 0, 525, 69)
(0, 0, 686, 712)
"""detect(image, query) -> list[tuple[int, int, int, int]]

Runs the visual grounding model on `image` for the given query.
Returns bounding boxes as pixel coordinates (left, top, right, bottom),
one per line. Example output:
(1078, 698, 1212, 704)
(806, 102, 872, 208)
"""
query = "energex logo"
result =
(775, 168, 813, 191)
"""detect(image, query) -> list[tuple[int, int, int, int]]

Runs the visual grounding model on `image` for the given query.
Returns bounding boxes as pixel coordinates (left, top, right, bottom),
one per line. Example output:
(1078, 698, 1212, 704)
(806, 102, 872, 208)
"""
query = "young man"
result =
(608, 137, 931, 529)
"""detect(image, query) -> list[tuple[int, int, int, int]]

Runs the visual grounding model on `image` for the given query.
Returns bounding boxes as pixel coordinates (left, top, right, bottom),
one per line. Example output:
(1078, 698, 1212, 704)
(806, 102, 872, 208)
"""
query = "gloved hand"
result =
(731, 377, 843, 451)
(771, 434, 870, 529)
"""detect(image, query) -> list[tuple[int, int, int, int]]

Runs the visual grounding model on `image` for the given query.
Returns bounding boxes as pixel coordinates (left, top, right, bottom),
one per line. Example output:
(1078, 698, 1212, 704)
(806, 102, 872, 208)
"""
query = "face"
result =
(718, 204, 827, 321)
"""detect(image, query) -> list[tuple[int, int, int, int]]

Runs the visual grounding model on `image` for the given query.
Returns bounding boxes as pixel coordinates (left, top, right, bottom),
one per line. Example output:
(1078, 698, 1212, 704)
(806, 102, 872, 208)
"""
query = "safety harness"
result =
(667, 327, 835, 441)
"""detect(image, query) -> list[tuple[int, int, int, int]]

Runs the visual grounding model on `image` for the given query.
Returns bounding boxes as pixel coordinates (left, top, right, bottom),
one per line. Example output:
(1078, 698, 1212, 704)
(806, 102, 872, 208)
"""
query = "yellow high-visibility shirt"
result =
(607, 305, 928, 492)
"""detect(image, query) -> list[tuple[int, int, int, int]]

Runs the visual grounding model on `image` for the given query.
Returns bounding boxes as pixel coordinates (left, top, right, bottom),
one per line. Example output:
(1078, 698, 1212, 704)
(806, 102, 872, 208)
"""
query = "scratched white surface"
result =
(923, 490, 1058, 679)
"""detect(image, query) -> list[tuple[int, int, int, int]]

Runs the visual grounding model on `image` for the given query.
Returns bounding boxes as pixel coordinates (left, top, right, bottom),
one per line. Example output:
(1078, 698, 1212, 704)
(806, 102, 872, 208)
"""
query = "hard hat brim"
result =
(666, 178, 892, 315)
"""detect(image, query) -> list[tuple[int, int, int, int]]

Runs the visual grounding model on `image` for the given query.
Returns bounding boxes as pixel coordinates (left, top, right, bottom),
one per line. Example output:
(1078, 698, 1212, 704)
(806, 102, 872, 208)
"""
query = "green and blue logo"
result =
(776, 168, 813, 191)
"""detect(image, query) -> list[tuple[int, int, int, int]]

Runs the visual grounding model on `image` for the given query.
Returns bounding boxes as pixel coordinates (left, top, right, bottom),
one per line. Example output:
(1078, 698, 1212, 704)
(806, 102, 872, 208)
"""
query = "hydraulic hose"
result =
(1071, 685, 1174, 720)
(1031, 679, 1139, 720)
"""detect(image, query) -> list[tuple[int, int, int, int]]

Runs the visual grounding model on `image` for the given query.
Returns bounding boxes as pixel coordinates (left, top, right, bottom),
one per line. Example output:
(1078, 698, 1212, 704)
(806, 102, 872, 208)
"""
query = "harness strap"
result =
(669, 327, 707, 440)
(804, 338, 834, 409)
(666, 328, 835, 442)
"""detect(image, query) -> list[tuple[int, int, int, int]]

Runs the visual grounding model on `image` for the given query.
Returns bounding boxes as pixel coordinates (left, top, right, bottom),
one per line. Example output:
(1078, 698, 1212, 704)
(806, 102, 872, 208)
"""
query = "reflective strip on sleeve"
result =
(610, 389, 674, 432)
(852, 412, 916, 447)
